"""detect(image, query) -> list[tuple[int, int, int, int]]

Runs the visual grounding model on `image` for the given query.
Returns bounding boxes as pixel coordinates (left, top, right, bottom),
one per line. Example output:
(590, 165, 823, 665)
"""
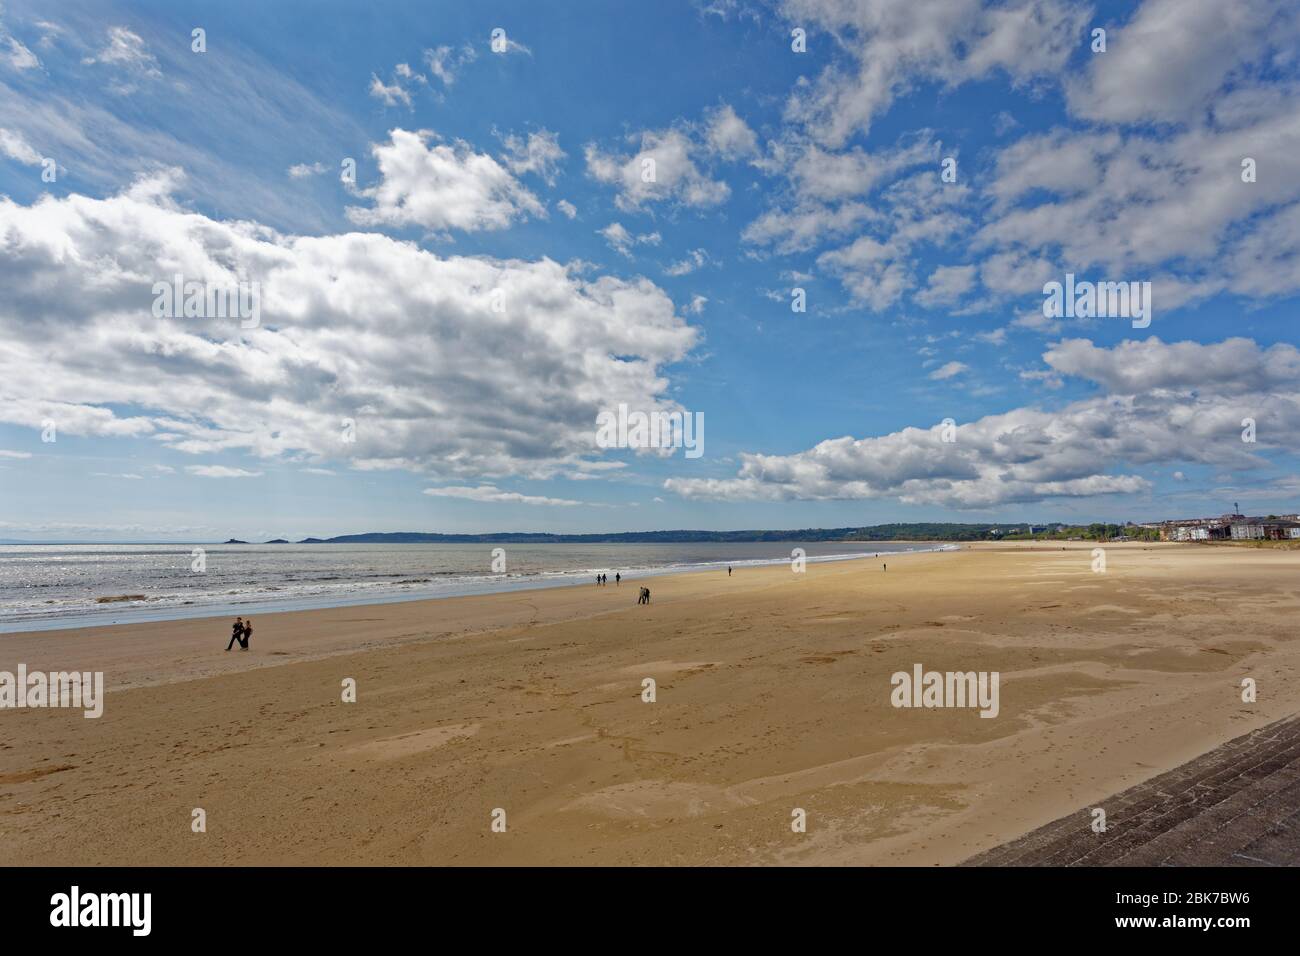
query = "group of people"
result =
(225, 616, 253, 651)
(594, 570, 648, 602)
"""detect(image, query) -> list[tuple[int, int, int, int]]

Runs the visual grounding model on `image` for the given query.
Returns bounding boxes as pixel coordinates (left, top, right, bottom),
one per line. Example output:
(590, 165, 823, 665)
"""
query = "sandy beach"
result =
(2, 542, 1298, 866)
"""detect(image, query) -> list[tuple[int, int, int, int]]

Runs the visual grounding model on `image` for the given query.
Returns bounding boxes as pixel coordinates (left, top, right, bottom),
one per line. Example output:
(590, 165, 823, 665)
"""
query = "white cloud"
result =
(1066, 0, 1294, 124)
(0, 172, 700, 481)
(779, 0, 1088, 147)
(929, 361, 968, 380)
(915, 264, 977, 308)
(500, 128, 565, 185)
(0, 449, 31, 459)
(1042, 337, 1300, 395)
(598, 221, 662, 257)
(0, 126, 41, 165)
(425, 44, 477, 86)
(667, 337, 1300, 509)
(743, 201, 876, 254)
(556, 199, 577, 219)
(976, 102, 1300, 302)
(786, 138, 935, 203)
(423, 485, 582, 506)
(288, 161, 328, 179)
(586, 128, 730, 211)
(705, 104, 758, 159)
(186, 465, 263, 478)
(368, 72, 414, 108)
(81, 26, 161, 93)
(1, 34, 38, 71)
(346, 128, 545, 232)
(665, 249, 710, 276)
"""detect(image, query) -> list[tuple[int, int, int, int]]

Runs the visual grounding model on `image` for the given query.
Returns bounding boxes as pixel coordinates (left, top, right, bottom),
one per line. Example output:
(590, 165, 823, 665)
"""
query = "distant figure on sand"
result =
(882, 563, 887, 572)
(225, 616, 249, 651)
(615, 572, 620, 585)
(242, 619, 253, 650)
(728, 566, 732, 576)
(638, 586, 650, 604)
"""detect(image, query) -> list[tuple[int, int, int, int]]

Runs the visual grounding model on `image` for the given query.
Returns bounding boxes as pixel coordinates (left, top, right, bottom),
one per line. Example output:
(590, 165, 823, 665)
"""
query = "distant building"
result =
(1160, 513, 1243, 541)
(1231, 519, 1300, 540)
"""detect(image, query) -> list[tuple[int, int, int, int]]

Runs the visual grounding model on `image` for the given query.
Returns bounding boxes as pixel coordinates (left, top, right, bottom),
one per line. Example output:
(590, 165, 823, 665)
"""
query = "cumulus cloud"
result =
(779, 0, 1089, 147)
(586, 128, 730, 211)
(667, 337, 1300, 508)
(555, 199, 577, 219)
(750, 1, 1300, 321)
(916, 264, 977, 308)
(821, 174, 971, 308)
(705, 104, 758, 159)
(742, 201, 877, 255)
(785, 137, 936, 203)
(598, 222, 661, 257)
(1042, 337, 1300, 395)
(499, 128, 565, 185)
(0, 172, 699, 481)
(346, 128, 545, 232)
(1066, 0, 1295, 124)
(976, 98, 1300, 303)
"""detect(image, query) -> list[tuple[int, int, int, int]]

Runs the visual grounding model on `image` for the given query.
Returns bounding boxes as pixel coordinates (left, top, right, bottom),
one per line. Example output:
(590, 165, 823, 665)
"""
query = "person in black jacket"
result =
(225, 617, 245, 651)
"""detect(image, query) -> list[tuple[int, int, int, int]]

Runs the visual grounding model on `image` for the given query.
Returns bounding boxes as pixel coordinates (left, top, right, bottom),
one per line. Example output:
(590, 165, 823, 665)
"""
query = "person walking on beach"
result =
(637, 586, 650, 604)
(615, 572, 620, 586)
(728, 566, 732, 577)
(226, 617, 245, 651)
(240, 618, 253, 650)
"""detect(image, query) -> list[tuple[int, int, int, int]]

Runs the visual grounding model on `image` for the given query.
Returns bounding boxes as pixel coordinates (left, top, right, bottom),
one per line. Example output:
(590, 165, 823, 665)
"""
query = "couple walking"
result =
(636, 586, 651, 604)
(225, 616, 253, 651)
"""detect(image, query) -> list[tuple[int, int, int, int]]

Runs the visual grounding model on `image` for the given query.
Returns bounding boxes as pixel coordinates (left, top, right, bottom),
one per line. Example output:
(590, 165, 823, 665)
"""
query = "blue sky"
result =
(0, 0, 1298, 541)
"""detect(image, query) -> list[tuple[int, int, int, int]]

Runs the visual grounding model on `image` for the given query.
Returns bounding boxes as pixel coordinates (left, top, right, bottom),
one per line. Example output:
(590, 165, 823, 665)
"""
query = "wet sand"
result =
(2, 542, 1298, 865)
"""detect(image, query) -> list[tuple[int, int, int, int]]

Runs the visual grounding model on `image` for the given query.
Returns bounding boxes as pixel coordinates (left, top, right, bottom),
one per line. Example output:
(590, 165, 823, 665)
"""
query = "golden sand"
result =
(2, 542, 1297, 865)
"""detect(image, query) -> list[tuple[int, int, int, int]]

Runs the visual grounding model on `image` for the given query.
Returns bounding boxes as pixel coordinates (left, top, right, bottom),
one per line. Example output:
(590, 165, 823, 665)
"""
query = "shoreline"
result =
(3, 541, 1297, 865)
(0, 542, 956, 635)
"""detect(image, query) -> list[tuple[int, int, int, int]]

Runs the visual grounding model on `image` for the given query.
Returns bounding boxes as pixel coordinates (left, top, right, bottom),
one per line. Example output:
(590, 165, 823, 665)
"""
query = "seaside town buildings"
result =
(1154, 512, 1300, 542)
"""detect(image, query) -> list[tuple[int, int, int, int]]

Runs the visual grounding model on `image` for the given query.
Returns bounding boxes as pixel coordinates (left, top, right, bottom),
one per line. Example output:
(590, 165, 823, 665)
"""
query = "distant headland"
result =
(215, 522, 1160, 545)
